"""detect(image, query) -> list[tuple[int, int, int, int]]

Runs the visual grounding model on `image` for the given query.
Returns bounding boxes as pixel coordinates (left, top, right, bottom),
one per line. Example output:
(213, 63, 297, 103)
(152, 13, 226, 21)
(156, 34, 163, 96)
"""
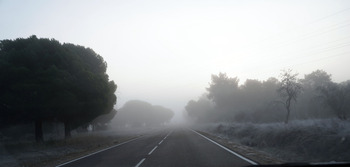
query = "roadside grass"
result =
(200, 119, 350, 163)
(1, 132, 139, 167)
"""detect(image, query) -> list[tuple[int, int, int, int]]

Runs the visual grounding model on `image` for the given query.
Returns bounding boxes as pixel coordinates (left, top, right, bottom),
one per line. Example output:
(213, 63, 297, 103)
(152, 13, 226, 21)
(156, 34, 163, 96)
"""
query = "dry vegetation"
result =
(200, 119, 350, 163)
(0, 131, 139, 167)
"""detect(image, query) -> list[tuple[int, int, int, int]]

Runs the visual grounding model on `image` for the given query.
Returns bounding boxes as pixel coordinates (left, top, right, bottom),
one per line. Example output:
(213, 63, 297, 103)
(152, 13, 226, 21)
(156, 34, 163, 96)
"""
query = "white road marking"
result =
(163, 130, 173, 140)
(135, 158, 146, 167)
(136, 131, 171, 167)
(148, 146, 158, 155)
(56, 136, 142, 167)
(190, 129, 258, 165)
(167, 130, 173, 137)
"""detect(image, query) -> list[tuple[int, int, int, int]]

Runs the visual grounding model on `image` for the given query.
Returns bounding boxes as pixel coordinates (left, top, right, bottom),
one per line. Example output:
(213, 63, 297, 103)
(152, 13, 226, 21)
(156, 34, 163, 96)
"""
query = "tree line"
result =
(0, 36, 117, 142)
(185, 70, 350, 124)
(113, 100, 174, 127)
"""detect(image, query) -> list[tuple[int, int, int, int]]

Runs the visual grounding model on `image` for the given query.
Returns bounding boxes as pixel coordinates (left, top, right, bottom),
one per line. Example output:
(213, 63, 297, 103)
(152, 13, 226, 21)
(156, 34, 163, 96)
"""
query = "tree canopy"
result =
(114, 100, 174, 127)
(186, 69, 349, 124)
(0, 35, 117, 141)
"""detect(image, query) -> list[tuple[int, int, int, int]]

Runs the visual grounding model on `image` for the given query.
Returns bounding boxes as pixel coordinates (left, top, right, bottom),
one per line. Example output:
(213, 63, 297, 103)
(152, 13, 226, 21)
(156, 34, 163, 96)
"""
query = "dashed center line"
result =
(163, 130, 172, 140)
(148, 146, 158, 155)
(135, 158, 146, 167)
(134, 130, 172, 167)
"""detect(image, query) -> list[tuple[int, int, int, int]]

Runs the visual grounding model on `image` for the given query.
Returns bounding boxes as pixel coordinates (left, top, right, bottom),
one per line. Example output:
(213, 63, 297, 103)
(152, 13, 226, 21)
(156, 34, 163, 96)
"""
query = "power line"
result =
(236, 19, 350, 66)
(245, 19, 350, 59)
(295, 50, 350, 66)
(226, 7, 350, 80)
(238, 7, 350, 51)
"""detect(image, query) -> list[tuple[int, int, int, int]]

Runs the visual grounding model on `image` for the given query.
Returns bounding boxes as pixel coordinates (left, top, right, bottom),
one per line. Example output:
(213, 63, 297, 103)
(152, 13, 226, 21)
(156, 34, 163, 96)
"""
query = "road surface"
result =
(57, 128, 256, 167)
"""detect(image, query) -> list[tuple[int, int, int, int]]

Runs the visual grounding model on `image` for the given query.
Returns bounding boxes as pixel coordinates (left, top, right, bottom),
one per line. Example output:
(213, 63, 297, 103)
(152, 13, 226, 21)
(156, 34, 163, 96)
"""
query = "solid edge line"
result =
(56, 136, 142, 167)
(135, 158, 146, 167)
(148, 146, 158, 155)
(190, 129, 258, 165)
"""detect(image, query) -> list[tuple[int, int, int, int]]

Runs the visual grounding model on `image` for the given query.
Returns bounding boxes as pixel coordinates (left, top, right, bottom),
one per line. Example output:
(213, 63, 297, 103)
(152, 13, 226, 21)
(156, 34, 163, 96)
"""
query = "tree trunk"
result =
(338, 111, 347, 120)
(64, 122, 71, 139)
(35, 120, 43, 142)
(285, 98, 291, 124)
(285, 107, 290, 124)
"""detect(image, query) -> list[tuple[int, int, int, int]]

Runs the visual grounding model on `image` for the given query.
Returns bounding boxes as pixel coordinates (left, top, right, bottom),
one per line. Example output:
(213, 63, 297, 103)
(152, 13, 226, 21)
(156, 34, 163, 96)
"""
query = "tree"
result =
(301, 69, 332, 90)
(277, 69, 302, 124)
(317, 81, 350, 120)
(298, 70, 333, 118)
(57, 43, 117, 138)
(185, 94, 214, 122)
(206, 73, 239, 120)
(0, 36, 63, 141)
(114, 100, 174, 127)
(91, 109, 117, 130)
(0, 35, 117, 141)
(207, 73, 239, 104)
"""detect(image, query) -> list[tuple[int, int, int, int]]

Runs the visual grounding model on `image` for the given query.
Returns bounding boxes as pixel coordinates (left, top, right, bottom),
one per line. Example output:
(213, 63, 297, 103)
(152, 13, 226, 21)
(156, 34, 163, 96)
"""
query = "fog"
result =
(180, 69, 350, 162)
(111, 100, 174, 128)
(1, 0, 350, 122)
(184, 70, 350, 124)
(1, 1, 350, 165)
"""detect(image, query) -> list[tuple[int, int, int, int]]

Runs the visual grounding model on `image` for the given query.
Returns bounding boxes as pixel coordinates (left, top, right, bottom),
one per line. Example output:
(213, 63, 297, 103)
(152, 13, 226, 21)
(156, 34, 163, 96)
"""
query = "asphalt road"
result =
(57, 128, 256, 167)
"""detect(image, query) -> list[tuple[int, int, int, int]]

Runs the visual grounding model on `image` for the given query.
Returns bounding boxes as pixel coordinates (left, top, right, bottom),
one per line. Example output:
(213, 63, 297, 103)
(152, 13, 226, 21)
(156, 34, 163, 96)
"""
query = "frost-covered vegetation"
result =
(201, 119, 350, 162)
(185, 70, 350, 123)
(0, 128, 147, 167)
(186, 69, 350, 162)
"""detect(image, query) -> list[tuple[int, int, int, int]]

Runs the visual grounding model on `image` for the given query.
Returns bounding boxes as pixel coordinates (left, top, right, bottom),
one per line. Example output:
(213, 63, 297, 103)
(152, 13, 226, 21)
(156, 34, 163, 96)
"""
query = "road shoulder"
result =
(194, 130, 284, 165)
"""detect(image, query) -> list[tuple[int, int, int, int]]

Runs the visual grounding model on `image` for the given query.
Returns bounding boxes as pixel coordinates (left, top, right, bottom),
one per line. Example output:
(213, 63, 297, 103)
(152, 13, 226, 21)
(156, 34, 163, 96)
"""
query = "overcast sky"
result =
(1, 0, 350, 122)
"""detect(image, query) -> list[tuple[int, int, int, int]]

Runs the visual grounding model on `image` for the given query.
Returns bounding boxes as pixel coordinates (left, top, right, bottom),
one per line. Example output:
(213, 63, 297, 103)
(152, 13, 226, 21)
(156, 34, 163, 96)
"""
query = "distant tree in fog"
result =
(186, 69, 349, 124)
(91, 109, 117, 130)
(317, 81, 350, 120)
(206, 73, 239, 120)
(152, 105, 175, 125)
(301, 70, 332, 90)
(114, 100, 174, 127)
(277, 69, 302, 124)
(207, 73, 239, 103)
(185, 94, 214, 122)
(188, 73, 282, 123)
(296, 70, 333, 118)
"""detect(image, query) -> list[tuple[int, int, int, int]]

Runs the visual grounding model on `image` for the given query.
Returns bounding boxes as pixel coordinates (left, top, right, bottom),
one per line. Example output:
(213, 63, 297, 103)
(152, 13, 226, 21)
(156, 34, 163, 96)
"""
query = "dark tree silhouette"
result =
(301, 69, 332, 90)
(0, 35, 117, 141)
(317, 81, 350, 120)
(91, 109, 117, 130)
(277, 69, 302, 124)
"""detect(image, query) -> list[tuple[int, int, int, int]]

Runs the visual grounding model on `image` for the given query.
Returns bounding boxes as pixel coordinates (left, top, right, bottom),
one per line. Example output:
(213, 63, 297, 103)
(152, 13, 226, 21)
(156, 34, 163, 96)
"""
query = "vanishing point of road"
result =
(56, 128, 257, 167)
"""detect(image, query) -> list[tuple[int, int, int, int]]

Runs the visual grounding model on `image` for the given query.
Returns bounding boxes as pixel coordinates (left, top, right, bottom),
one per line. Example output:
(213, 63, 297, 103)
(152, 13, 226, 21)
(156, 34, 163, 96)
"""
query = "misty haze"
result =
(1, 0, 350, 167)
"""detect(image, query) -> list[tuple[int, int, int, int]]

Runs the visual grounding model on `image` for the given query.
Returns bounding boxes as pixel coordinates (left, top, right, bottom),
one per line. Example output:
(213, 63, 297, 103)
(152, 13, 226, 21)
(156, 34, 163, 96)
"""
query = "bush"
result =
(203, 119, 350, 162)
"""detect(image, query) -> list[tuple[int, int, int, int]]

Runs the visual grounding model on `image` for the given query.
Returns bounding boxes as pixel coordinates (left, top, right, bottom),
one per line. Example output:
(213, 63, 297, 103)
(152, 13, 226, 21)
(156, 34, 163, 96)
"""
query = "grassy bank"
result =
(201, 119, 350, 163)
